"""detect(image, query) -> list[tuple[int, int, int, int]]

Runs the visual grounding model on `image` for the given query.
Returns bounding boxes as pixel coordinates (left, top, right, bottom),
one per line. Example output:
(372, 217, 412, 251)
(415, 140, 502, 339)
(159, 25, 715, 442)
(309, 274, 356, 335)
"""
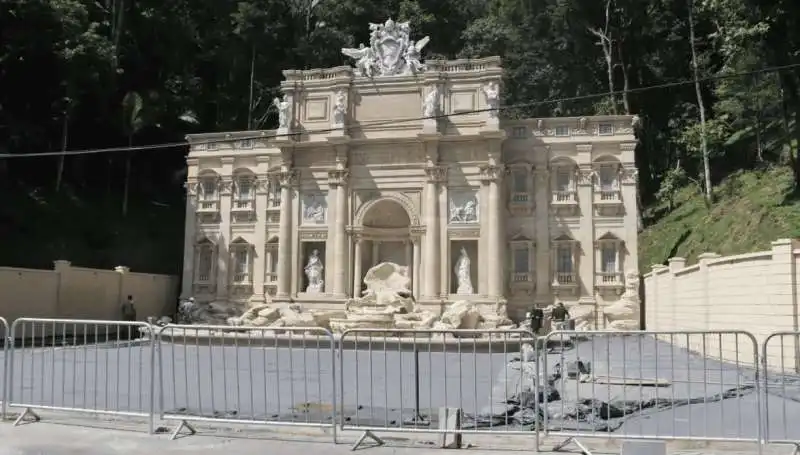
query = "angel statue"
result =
(341, 43, 376, 78)
(273, 96, 290, 128)
(404, 36, 430, 74)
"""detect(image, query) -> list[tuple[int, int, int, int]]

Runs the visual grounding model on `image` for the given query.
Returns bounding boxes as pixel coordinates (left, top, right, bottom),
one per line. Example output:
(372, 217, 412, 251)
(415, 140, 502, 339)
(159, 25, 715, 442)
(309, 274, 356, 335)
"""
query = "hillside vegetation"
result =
(639, 167, 800, 273)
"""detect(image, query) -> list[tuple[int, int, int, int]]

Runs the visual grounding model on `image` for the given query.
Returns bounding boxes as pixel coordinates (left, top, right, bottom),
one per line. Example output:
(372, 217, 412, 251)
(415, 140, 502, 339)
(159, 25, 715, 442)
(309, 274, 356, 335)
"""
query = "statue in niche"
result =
(303, 194, 326, 223)
(423, 86, 439, 118)
(449, 196, 478, 223)
(273, 96, 290, 128)
(454, 247, 474, 294)
(333, 91, 347, 125)
(482, 82, 500, 118)
(304, 249, 324, 293)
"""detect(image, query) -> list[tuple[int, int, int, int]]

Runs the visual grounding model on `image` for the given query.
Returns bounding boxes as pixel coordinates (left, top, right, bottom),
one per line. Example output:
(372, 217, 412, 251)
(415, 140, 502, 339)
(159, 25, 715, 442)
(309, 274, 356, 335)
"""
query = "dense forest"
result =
(1, 0, 799, 273)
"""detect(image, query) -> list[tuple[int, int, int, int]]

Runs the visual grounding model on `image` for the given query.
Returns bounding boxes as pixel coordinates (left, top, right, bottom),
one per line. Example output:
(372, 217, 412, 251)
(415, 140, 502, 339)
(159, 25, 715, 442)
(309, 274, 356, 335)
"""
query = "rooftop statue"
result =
(341, 18, 430, 77)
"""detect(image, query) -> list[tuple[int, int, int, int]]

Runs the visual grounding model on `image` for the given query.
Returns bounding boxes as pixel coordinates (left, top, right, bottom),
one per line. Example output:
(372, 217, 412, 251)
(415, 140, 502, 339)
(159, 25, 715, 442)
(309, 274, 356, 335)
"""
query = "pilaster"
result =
(180, 179, 197, 299)
(620, 165, 640, 271)
(215, 158, 234, 301)
(275, 168, 298, 299)
(576, 164, 595, 301)
(533, 167, 551, 302)
(251, 156, 271, 303)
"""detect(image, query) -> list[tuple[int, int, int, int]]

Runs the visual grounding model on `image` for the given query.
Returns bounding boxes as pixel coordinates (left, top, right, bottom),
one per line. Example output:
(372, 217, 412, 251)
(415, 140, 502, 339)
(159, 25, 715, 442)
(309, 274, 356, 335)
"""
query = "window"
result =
(555, 125, 570, 137)
(239, 139, 254, 149)
(555, 169, 571, 192)
(234, 177, 254, 210)
(269, 180, 281, 207)
(232, 248, 250, 283)
(196, 244, 214, 283)
(207, 140, 218, 151)
(512, 126, 527, 138)
(197, 177, 219, 211)
(598, 166, 617, 191)
(598, 123, 614, 135)
(601, 244, 617, 273)
(556, 246, 573, 274)
(513, 248, 530, 273)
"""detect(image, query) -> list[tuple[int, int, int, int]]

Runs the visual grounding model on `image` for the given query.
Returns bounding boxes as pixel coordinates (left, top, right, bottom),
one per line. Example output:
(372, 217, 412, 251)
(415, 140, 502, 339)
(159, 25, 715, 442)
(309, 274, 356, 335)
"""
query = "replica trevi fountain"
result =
(178, 18, 643, 336)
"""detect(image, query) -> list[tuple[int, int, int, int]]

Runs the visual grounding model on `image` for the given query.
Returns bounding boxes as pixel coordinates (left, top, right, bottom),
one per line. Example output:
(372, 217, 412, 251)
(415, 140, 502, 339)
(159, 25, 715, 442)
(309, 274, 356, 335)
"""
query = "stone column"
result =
(251, 174, 270, 303)
(215, 177, 233, 301)
(412, 236, 421, 299)
(405, 240, 412, 270)
(533, 166, 551, 303)
(276, 170, 297, 299)
(180, 181, 197, 299)
(484, 165, 504, 298)
(423, 166, 446, 299)
(353, 237, 362, 297)
(329, 170, 349, 297)
(577, 163, 595, 297)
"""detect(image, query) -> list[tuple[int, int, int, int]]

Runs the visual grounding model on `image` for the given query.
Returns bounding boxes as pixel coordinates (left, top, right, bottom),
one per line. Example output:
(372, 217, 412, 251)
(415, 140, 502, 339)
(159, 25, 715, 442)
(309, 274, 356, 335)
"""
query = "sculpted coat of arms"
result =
(341, 18, 430, 77)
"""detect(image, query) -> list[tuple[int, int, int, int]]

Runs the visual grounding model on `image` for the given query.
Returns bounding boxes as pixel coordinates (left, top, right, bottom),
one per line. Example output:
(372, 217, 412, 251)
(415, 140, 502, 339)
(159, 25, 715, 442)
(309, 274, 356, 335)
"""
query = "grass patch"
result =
(639, 166, 800, 273)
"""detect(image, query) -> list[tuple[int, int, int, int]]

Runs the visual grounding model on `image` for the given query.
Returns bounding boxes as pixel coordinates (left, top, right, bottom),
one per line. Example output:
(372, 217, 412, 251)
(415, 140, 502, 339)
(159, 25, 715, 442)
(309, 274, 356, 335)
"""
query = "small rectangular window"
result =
(598, 123, 614, 135)
(513, 248, 529, 273)
(556, 246, 573, 274)
(233, 249, 249, 281)
(236, 179, 253, 201)
(239, 139, 254, 149)
(512, 169, 527, 193)
(512, 126, 527, 138)
(601, 244, 617, 273)
(200, 180, 217, 201)
(197, 246, 214, 282)
(270, 182, 281, 207)
(206, 140, 218, 150)
(599, 166, 616, 190)
(555, 170, 571, 191)
(555, 126, 570, 137)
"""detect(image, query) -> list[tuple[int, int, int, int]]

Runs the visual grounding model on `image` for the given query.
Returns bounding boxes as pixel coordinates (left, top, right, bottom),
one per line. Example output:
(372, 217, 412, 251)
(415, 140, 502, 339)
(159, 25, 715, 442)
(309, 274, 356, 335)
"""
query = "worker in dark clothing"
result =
(551, 302, 570, 331)
(121, 295, 137, 322)
(529, 307, 544, 334)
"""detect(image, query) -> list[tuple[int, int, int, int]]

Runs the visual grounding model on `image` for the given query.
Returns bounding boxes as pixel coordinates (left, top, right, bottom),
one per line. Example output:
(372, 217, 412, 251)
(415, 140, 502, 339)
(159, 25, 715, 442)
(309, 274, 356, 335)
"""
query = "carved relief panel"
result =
(449, 189, 480, 224)
(301, 192, 328, 225)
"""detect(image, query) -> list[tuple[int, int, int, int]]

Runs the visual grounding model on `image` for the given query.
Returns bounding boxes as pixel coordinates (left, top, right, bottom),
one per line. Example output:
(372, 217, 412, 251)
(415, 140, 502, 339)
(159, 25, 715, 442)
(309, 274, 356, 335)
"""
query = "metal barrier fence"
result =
(2, 316, 800, 454)
(761, 331, 800, 450)
(1, 317, 8, 420)
(155, 324, 337, 440)
(542, 330, 762, 455)
(6, 318, 156, 431)
(337, 328, 538, 450)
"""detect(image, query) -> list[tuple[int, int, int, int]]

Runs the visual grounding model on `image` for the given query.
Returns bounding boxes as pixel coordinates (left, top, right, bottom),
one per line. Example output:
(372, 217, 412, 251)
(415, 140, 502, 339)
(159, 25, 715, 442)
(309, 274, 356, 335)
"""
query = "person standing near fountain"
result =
(454, 247, 473, 294)
(304, 249, 324, 293)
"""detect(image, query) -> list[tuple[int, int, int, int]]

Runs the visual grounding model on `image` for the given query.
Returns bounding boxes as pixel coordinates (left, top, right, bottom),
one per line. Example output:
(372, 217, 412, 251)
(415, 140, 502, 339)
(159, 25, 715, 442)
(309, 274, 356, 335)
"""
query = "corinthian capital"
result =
(424, 165, 448, 183)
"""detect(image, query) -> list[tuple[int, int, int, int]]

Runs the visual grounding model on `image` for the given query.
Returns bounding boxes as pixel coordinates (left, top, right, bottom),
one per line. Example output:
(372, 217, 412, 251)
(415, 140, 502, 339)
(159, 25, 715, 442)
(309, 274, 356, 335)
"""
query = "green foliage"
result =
(2, 0, 800, 271)
(640, 166, 800, 273)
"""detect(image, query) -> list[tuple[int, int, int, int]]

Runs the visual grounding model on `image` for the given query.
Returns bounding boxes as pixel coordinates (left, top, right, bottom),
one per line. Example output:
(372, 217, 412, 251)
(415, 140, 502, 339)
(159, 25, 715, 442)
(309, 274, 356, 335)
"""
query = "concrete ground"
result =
(0, 412, 786, 455)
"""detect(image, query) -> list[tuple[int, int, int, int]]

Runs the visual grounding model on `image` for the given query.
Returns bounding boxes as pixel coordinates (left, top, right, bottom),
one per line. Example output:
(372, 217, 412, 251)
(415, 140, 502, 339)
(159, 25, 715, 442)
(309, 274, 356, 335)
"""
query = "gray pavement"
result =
(1, 332, 800, 453)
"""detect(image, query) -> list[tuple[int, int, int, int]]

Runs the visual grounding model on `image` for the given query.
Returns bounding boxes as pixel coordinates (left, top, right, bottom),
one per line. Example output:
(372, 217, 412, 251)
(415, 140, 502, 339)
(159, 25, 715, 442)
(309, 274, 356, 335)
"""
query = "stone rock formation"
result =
(219, 262, 518, 336)
(603, 270, 642, 330)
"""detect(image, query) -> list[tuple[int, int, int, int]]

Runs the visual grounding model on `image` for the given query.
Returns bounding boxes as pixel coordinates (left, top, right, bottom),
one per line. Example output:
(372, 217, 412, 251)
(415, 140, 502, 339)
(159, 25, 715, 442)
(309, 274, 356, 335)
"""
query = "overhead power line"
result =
(1, 62, 798, 160)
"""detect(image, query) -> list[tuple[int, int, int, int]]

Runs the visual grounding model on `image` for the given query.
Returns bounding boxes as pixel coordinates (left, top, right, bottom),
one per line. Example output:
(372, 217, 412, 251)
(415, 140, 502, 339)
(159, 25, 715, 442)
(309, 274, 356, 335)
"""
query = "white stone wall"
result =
(644, 239, 800, 370)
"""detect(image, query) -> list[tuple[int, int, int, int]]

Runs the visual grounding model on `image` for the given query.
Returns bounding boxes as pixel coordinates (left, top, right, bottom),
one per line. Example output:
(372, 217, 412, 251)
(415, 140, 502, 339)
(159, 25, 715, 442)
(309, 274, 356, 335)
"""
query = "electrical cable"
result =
(1, 62, 798, 159)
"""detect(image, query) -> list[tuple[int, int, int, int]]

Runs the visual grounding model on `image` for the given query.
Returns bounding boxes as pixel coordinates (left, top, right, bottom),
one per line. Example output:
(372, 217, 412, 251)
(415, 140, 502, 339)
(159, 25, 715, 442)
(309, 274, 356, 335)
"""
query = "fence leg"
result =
(403, 348, 429, 426)
(169, 419, 197, 441)
(351, 430, 385, 451)
(13, 407, 41, 426)
(553, 436, 592, 455)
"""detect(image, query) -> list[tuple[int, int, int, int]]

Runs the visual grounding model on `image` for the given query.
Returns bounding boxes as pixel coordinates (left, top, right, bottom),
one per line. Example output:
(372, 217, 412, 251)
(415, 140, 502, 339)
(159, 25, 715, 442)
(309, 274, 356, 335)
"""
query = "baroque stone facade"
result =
(181, 20, 640, 328)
